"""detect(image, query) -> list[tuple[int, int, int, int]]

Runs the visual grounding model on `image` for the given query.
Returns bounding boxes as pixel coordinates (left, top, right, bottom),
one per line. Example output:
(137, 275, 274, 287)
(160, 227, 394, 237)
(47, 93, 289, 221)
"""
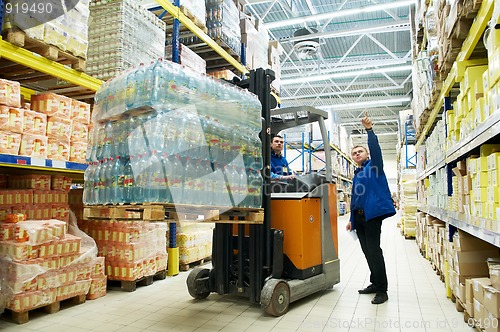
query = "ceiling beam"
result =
(280, 21, 410, 44)
(281, 85, 405, 101)
(263, 0, 416, 29)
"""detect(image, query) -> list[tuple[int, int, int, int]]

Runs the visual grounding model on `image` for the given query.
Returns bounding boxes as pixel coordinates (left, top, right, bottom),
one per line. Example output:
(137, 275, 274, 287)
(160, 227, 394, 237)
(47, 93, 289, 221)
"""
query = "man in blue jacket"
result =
(346, 113, 396, 305)
(270, 134, 296, 181)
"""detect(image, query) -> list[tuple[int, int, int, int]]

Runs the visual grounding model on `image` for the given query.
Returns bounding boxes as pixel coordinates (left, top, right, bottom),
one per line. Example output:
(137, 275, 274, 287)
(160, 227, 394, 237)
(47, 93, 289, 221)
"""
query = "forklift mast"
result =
(210, 68, 276, 303)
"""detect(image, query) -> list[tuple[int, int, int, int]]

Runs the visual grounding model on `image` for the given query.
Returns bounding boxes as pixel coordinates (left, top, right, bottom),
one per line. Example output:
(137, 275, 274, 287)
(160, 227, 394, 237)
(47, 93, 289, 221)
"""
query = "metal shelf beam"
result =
(154, 0, 248, 74)
(0, 38, 102, 92)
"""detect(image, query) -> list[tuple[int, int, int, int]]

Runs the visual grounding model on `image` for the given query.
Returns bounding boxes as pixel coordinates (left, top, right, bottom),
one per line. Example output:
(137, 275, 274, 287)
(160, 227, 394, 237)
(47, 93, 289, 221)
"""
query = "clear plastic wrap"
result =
(87, 0, 166, 80)
(79, 218, 167, 281)
(0, 212, 97, 313)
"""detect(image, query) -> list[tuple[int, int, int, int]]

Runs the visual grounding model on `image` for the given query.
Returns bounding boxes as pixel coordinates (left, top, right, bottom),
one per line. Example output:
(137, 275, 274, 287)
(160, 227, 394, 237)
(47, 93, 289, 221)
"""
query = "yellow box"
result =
(468, 157, 477, 174)
(488, 186, 500, 203)
(472, 172, 489, 188)
(481, 144, 500, 157)
(447, 111, 455, 132)
(477, 156, 489, 172)
(490, 47, 500, 86)
(475, 97, 485, 125)
(468, 89, 476, 112)
(483, 70, 490, 96)
(488, 152, 500, 170)
(464, 65, 488, 93)
(474, 187, 488, 202)
(492, 169, 500, 186)
(489, 202, 499, 220)
(462, 93, 469, 116)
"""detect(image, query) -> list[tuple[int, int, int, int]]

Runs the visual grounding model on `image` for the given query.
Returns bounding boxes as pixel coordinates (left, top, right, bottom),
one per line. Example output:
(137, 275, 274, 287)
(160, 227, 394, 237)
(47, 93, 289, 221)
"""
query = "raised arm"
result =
(361, 112, 384, 169)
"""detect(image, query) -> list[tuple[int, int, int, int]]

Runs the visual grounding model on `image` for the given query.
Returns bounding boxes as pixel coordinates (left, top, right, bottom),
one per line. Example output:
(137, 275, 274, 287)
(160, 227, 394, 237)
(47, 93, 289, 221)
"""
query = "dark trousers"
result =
(354, 213, 388, 293)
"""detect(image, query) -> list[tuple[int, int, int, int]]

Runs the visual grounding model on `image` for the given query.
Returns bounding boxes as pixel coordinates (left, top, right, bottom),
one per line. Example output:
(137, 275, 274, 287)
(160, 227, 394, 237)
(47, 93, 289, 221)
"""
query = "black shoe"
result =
(358, 284, 377, 294)
(371, 292, 388, 304)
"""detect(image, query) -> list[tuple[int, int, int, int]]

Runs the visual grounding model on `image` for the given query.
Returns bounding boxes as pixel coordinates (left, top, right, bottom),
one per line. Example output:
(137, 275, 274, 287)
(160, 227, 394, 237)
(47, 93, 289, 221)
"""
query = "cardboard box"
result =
(484, 286, 500, 318)
(467, 278, 475, 303)
(454, 231, 498, 251)
(475, 298, 485, 323)
(474, 278, 493, 304)
(0, 130, 21, 155)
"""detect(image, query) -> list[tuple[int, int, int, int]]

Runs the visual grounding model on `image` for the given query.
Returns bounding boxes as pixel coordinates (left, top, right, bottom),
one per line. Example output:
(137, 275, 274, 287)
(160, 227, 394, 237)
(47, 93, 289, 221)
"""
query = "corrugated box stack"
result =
(0, 174, 72, 224)
(79, 215, 168, 282)
(400, 169, 417, 237)
(165, 43, 206, 74)
(0, 215, 98, 318)
(87, 0, 166, 80)
(2, 0, 90, 58)
(0, 79, 91, 163)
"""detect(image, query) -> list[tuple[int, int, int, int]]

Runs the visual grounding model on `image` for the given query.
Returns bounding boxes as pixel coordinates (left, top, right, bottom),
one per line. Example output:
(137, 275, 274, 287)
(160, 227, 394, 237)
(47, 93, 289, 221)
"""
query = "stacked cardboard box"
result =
(86, 256, 106, 300)
(0, 218, 97, 314)
(79, 218, 168, 281)
(400, 170, 417, 237)
(0, 174, 72, 224)
(165, 43, 206, 74)
(0, 79, 91, 163)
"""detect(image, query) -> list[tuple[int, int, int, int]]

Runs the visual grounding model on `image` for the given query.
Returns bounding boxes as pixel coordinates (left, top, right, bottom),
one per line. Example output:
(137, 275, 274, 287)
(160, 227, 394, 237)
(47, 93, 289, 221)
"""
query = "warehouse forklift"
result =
(186, 69, 340, 316)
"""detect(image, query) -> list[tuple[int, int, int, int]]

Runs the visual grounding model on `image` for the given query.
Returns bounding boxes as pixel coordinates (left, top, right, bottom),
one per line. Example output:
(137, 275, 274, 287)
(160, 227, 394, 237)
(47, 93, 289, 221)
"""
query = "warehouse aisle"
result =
(0, 213, 474, 332)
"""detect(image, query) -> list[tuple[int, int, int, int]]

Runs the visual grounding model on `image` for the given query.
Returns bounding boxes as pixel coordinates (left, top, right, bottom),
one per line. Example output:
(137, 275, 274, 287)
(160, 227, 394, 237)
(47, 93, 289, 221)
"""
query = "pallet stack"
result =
(0, 217, 99, 324)
(79, 205, 168, 291)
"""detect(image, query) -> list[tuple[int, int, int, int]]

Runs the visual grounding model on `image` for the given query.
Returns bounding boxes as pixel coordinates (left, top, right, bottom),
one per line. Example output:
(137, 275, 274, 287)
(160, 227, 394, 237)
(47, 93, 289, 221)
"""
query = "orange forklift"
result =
(186, 69, 340, 316)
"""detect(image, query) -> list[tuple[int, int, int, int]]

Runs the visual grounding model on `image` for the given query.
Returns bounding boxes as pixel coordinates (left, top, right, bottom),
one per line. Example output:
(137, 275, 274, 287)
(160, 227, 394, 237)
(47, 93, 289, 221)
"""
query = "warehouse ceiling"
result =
(243, 0, 414, 154)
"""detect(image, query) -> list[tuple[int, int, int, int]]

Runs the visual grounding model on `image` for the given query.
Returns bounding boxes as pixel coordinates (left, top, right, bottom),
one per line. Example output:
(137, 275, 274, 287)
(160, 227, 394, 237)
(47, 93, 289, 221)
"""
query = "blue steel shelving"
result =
(0, 154, 87, 172)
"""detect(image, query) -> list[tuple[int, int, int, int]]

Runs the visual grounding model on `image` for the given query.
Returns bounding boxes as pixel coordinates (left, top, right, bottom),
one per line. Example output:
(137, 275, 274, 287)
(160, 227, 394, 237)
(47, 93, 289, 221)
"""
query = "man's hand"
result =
(346, 222, 352, 231)
(281, 175, 296, 180)
(361, 112, 373, 130)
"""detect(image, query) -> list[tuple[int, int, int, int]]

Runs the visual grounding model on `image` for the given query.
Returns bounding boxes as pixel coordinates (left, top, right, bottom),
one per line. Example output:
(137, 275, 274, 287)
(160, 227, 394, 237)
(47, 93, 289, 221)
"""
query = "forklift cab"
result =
(186, 70, 340, 317)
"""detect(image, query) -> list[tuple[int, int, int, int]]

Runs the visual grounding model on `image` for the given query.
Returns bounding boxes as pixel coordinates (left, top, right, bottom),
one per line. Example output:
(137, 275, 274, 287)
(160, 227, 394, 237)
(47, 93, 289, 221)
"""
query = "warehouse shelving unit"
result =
(415, 0, 498, 245)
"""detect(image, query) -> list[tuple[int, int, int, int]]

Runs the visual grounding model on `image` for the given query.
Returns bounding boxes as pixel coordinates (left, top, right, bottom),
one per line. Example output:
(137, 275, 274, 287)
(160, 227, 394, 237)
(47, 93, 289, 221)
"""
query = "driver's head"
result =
(271, 134, 284, 155)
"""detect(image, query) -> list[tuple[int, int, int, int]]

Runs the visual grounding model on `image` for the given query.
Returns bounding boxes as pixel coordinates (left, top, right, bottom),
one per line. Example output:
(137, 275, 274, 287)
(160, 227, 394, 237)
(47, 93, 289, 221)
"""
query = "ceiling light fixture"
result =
(318, 97, 411, 111)
(281, 65, 412, 85)
(263, 0, 417, 29)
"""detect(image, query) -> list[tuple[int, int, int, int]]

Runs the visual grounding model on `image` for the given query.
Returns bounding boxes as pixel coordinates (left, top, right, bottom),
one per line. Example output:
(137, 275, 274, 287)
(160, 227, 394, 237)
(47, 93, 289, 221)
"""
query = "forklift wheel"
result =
(186, 267, 210, 299)
(265, 281, 290, 316)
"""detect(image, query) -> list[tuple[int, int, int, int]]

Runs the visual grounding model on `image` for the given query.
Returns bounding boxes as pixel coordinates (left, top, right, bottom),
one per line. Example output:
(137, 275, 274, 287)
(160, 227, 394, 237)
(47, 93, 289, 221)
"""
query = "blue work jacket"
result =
(350, 130, 396, 228)
(271, 151, 292, 179)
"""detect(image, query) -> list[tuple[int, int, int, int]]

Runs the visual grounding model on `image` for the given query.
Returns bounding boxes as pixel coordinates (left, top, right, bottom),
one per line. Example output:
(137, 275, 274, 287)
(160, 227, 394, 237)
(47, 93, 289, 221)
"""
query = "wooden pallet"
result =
(3, 28, 86, 72)
(83, 205, 165, 221)
(165, 204, 264, 224)
(107, 269, 167, 292)
(163, 5, 208, 34)
(180, 256, 211, 272)
(3, 294, 86, 324)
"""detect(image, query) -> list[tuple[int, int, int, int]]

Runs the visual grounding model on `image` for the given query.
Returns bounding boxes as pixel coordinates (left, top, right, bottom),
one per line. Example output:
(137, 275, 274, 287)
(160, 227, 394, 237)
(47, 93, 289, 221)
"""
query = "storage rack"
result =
(415, 0, 498, 244)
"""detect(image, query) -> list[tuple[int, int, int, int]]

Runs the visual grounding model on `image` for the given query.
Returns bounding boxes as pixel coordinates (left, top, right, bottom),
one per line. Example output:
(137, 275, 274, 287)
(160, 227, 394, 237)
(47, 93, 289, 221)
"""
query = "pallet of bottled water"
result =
(83, 59, 264, 217)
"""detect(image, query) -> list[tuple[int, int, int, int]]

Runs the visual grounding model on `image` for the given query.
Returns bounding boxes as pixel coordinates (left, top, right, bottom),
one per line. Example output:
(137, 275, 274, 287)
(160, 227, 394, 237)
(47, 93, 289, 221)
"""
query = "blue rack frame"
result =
(0, 154, 87, 171)
(405, 121, 417, 168)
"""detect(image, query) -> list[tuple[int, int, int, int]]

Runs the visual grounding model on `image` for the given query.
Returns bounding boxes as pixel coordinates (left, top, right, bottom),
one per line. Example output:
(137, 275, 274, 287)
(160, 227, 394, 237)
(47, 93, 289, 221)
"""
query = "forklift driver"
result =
(270, 134, 296, 181)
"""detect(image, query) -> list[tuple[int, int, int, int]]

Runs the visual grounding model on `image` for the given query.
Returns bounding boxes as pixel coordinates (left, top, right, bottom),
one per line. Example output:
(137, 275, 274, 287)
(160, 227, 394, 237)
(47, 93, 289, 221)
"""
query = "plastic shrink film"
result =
(0, 212, 98, 313)
(181, 0, 206, 26)
(3, 0, 90, 58)
(85, 60, 264, 209)
(87, 0, 166, 80)
(167, 222, 214, 265)
(78, 219, 168, 281)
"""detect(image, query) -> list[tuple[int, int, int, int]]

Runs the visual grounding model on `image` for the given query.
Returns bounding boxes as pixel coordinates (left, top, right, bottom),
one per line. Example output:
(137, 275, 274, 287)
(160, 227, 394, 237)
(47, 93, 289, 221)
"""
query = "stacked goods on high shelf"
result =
(240, 15, 269, 70)
(87, 0, 166, 80)
(165, 43, 206, 74)
(418, 167, 447, 209)
(2, 0, 90, 58)
(84, 59, 263, 207)
(424, 118, 446, 167)
(78, 210, 168, 283)
(207, 69, 238, 81)
(180, 0, 241, 57)
(268, 41, 282, 92)
(400, 169, 417, 238)
(0, 215, 100, 323)
(412, 51, 439, 134)
(0, 79, 91, 162)
(177, 0, 206, 27)
(167, 221, 213, 269)
(0, 174, 72, 223)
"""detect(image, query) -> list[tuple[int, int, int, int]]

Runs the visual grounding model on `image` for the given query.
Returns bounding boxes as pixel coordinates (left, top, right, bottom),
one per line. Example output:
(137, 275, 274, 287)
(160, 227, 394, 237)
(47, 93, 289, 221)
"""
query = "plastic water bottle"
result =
(83, 162, 97, 204)
(102, 122, 114, 159)
(160, 152, 173, 203)
(92, 161, 100, 205)
(97, 159, 107, 204)
(237, 166, 248, 208)
(95, 124, 105, 162)
(162, 113, 178, 157)
(112, 155, 125, 204)
(169, 154, 184, 204)
(201, 160, 214, 206)
(152, 59, 165, 107)
(123, 156, 134, 203)
(247, 169, 262, 208)
(145, 150, 161, 203)
(132, 63, 145, 110)
(130, 154, 144, 203)
(104, 157, 114, 204)
(141, 62, 154, 108)
(125, 67, 137, 109)
(183, 157, 196, 204)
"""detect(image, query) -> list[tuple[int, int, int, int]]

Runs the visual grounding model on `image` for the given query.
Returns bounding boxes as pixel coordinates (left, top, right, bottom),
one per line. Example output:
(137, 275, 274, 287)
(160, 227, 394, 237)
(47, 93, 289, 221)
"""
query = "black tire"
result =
(264, 282, 290, 316)
(186, 267, 210, 299)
